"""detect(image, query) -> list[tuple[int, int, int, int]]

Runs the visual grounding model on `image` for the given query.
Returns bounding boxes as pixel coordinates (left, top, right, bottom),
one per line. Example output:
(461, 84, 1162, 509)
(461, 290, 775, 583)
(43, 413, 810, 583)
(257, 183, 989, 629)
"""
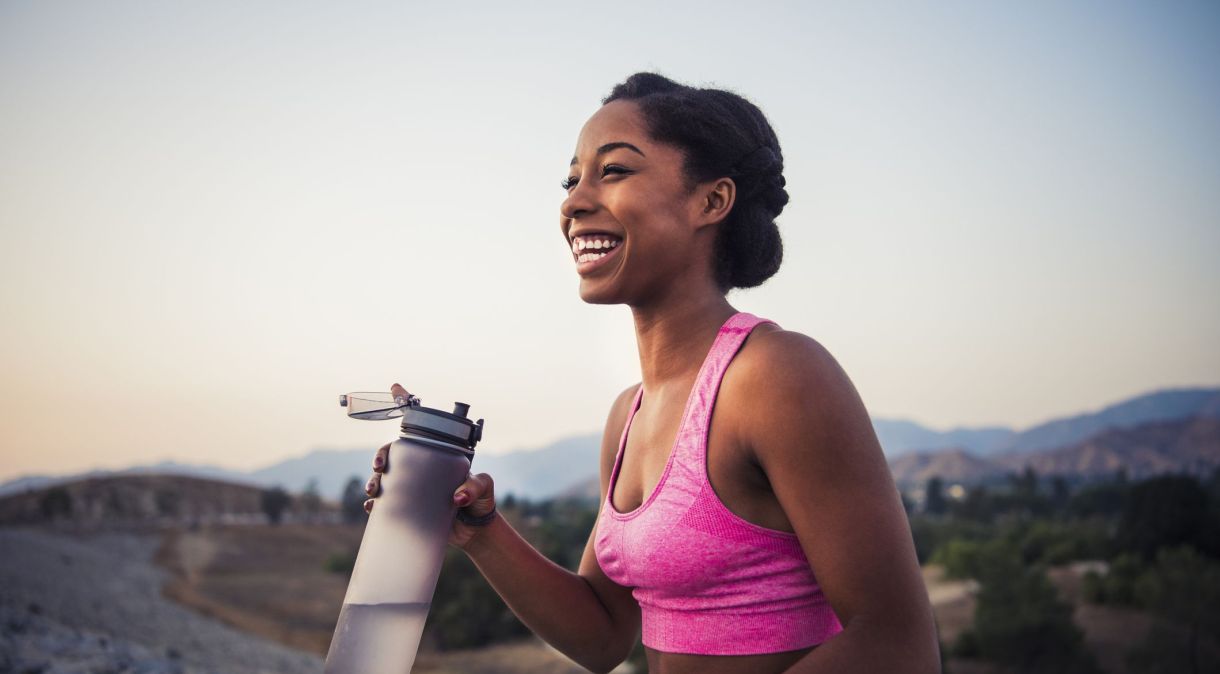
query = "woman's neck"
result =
(631, 292, 736, 393)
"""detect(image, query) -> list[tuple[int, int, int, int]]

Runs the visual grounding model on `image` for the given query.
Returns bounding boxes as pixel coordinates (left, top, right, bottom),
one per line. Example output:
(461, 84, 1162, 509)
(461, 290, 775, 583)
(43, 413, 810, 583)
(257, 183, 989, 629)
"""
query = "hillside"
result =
(996, 416, 1220, 479)
(5, 386, 1219, 502)
(889, 416, 1220, 487)
(887, 448, 1000, 487)
(0, 474, 334, 527)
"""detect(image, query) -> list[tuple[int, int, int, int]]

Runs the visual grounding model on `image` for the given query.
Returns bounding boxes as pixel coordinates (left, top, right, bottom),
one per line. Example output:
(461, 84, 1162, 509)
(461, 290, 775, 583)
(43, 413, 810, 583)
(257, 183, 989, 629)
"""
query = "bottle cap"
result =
(341, 392, 483, 451)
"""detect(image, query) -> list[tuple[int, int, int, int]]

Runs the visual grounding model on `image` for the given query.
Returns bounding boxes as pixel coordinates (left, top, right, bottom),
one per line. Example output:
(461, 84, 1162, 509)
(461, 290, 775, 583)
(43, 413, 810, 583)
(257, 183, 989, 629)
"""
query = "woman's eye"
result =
(602, 164, 630, 176)
(561, 176, 579, 191)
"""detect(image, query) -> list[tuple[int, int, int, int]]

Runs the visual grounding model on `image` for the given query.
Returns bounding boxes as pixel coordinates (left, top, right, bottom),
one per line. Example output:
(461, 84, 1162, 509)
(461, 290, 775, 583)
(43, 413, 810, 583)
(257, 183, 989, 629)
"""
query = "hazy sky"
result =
(2, 1, 1218, 483)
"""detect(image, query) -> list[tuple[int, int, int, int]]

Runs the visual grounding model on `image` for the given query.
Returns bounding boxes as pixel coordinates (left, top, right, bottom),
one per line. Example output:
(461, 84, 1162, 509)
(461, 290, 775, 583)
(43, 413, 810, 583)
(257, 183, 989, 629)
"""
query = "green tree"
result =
(959, 548, 1100, 673)
(260, 486, 292, 525)
(39, 487, 73, 520)
(300, 478, 323, 521)
(925, 476, 947, 516)
(1118, 476, 1206, 560)
(1126, 546, 1220, 674)
(950, 485, 994, 522)
(341, 476, 367, 524)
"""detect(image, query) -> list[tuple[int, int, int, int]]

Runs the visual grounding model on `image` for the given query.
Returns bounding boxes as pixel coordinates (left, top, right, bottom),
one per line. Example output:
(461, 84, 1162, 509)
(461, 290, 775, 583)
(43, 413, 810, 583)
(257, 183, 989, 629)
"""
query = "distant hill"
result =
(887, 448, 1001, 487)
(988, 387, 1220, 456)
(4, 386, 1217, 501)
(553, 475, 600, 503)
(872, 419, 1015, 458)
(889, 416, 1220, 487)
(0, 474, 319, 527)
(241, 433, 602, 502)
(474, 434, 600, 501)
(874, 387, 1220, 458)
(995, 416, 1220, 480)
(0, 461, 260, 499)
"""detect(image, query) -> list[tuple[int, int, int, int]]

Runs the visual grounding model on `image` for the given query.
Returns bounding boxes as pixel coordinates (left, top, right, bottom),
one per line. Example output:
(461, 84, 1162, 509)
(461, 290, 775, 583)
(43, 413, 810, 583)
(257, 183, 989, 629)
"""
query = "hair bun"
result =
(734, 146, 782, 177)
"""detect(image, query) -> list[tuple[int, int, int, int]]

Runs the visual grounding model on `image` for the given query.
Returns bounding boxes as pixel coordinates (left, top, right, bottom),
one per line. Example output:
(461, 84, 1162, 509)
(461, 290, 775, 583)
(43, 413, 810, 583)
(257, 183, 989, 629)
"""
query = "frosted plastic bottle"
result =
(325, 393, 484, 674)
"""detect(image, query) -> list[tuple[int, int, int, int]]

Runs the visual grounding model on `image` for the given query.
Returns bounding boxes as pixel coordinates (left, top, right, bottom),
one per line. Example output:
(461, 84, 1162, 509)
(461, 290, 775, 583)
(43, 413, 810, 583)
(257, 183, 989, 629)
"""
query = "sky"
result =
(1, 1, 1218, 484)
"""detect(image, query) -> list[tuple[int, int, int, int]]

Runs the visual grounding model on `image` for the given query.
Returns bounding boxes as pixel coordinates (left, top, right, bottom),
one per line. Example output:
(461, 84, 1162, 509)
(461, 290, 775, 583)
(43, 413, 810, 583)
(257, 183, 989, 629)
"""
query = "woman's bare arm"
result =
(445, 384, 642, 673)
(732, 332, 940, 674)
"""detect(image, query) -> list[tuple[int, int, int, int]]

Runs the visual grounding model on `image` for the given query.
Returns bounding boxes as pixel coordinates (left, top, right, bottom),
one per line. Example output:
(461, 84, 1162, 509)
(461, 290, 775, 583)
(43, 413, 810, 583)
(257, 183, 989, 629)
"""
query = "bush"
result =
(968, 554, 1100, 673)
(260, 486, 292, 525)
(39, 487, 72, 520)
(1118, 476, 1207, 561)
(340, 476, 367, 524)
(324, 551, 356, 577)
(932, 538, 1008, 581)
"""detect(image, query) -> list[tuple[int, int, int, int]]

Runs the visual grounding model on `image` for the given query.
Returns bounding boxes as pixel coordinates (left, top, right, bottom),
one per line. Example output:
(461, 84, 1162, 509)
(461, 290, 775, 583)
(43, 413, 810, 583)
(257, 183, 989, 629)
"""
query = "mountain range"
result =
(4, 387, 1218, 501)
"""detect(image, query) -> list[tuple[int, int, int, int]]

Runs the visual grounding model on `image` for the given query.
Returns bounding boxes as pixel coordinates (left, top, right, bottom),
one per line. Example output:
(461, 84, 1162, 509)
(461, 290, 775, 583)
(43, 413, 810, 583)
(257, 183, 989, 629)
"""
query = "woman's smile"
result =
(571, 233, 624, 274)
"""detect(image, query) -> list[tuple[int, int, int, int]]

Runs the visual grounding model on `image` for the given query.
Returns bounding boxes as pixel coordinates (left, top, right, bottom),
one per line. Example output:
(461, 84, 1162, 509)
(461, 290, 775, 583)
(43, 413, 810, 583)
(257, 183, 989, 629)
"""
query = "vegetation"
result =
(340, 476, 367, 524)
(916, 467, 1220, 673)
(299, 478, 323, 521)
(39, 486, 73, 520)
(259, 486, 292, 525)
(319, 467, 1220, 670)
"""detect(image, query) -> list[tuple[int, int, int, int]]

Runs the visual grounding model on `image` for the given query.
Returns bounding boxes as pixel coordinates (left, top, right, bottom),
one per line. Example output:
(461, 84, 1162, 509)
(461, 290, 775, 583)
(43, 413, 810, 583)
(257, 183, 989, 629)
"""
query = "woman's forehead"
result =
(573, 100, 652, 158)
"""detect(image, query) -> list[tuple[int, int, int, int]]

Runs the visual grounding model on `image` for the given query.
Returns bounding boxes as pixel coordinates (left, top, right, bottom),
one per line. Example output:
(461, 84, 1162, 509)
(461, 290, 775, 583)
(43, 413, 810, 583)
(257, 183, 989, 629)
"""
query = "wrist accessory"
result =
(456, 504, 498, 526)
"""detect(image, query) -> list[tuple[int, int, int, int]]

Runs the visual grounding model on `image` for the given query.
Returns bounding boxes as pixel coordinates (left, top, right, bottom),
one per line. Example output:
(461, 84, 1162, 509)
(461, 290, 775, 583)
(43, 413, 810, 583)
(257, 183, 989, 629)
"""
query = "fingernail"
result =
(373, 456, 384, 469)
(366, 478, 377, 493)
(363, 499, 373, 513)
(454, 491, 470, 506)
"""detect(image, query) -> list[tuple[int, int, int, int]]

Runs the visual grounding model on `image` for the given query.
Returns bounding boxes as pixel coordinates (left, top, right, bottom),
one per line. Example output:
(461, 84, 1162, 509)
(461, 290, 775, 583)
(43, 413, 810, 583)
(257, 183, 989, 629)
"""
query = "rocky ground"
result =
(0, 527, 323, 674)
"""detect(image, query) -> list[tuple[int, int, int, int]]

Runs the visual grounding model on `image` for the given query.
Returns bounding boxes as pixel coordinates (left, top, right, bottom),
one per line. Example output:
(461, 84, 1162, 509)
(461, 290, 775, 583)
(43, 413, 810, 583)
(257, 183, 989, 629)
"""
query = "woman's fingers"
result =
(373, 442, 390, 473)
(363, 498, 374, 514)
(453, 473, 495, 515)
(365, 472, 382, 498)
(390, 382, 409, 404)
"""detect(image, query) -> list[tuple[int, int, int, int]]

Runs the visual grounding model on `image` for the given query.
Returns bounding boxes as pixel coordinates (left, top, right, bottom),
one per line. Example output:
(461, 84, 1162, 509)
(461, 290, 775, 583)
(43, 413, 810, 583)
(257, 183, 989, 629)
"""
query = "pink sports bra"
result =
(594, 312, 843, 655)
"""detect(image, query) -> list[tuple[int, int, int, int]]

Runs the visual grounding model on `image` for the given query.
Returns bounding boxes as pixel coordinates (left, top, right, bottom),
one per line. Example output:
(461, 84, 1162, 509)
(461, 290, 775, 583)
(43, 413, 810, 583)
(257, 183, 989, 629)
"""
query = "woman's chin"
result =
(576, 277, 627, 305)
(577, 284, 617, 305)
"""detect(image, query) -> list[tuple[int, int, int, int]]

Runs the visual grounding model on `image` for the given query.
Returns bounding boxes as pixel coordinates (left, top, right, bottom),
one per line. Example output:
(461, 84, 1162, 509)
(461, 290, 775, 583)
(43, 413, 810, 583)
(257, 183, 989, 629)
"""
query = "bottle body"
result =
(324, 434, 472, 674)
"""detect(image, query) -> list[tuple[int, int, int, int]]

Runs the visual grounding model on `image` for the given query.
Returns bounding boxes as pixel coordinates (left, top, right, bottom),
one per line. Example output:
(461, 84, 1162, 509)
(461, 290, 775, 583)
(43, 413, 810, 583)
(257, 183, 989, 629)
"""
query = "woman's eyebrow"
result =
(570, 141, 646, 166)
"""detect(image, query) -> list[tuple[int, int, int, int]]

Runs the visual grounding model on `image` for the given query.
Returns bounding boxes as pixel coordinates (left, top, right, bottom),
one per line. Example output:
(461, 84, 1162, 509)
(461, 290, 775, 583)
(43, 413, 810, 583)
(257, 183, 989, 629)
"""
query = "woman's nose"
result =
(560, 180, 597, 221)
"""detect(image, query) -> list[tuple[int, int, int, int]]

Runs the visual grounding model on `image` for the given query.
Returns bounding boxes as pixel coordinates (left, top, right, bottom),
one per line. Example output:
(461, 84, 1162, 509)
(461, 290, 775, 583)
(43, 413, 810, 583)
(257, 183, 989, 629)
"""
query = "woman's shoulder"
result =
(732, 324, 844, 393)
(724, 324, 869, 450)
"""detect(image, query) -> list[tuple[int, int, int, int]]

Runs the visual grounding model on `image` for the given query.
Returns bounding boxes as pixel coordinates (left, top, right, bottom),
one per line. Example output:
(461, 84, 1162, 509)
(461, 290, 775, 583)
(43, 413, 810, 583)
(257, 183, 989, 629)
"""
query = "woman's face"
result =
(560, 100, 715, 305)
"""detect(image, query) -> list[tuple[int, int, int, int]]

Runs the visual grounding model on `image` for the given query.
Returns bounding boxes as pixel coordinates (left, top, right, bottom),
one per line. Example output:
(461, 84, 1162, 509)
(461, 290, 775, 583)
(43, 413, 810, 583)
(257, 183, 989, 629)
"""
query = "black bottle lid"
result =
(398, 399, 484, 451)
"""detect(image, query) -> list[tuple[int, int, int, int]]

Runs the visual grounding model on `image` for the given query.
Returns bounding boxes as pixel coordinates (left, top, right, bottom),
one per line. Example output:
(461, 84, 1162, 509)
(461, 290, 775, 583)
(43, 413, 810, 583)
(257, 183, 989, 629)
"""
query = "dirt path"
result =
(0, 526, 323, 674)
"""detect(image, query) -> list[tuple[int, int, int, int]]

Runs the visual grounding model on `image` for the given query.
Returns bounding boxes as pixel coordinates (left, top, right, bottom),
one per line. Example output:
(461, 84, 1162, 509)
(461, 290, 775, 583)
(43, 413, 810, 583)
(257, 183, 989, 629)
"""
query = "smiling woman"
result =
(365, 72, 940, 674)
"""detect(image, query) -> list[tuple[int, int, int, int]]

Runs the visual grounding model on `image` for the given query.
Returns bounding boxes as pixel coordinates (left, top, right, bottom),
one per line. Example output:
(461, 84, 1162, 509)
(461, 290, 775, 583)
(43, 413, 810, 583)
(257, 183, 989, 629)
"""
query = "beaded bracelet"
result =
(455, 504, 498, 527)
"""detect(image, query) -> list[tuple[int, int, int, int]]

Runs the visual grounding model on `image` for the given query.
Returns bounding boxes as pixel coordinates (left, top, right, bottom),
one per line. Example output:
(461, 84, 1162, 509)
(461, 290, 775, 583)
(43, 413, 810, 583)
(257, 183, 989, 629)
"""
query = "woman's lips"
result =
(573, 241, 622, 275)
(571, 234, 623, 275)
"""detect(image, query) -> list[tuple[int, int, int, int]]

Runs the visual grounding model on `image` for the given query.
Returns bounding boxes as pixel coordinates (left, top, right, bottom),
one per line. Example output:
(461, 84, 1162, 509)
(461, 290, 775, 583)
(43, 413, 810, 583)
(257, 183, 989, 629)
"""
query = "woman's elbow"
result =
(573, 632, 636, 674)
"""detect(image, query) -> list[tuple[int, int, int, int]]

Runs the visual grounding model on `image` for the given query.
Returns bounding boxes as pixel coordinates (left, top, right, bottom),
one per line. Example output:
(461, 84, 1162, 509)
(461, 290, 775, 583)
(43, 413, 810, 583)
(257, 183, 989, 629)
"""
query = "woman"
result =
(364, 72, 940, 674)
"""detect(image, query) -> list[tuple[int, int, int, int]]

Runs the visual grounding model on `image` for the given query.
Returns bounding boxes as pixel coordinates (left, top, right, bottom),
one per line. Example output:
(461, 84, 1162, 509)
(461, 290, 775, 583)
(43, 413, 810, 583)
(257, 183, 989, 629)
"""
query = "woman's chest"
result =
(611, 404, 790, 539)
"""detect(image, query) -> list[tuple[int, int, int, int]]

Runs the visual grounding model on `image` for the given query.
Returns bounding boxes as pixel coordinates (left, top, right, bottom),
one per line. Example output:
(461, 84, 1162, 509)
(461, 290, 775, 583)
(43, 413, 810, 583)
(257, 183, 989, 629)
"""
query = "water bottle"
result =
(324, 392, 484, 674)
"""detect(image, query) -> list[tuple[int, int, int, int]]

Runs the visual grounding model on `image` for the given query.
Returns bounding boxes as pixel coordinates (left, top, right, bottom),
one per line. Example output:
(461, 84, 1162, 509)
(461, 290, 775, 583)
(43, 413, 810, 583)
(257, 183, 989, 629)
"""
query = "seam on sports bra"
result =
(607, 367, 706, 521)
(606, 315, 740, 521)
(694, 480, 801, 540)
(696, 318, 802, 540)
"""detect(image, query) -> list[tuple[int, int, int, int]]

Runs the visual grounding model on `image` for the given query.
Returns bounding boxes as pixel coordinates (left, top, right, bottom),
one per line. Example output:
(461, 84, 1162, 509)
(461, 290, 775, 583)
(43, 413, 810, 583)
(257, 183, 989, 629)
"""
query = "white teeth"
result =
(572, 237, 623, 264)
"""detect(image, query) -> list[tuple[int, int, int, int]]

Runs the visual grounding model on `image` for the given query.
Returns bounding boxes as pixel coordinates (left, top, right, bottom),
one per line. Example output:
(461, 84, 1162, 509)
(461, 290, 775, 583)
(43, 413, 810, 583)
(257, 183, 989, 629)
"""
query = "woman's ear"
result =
(696, 177, 736, 229)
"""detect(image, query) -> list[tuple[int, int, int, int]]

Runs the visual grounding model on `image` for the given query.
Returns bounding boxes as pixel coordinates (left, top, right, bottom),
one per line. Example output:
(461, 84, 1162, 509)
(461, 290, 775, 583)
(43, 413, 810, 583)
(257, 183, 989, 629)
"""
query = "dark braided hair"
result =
(603, 72, 787, 290)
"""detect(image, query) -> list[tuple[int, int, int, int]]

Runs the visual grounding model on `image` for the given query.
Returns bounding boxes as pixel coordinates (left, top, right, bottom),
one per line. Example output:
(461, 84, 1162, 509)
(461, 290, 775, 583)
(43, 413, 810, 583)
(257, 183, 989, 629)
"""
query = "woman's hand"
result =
(363, 383, 498, 549)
